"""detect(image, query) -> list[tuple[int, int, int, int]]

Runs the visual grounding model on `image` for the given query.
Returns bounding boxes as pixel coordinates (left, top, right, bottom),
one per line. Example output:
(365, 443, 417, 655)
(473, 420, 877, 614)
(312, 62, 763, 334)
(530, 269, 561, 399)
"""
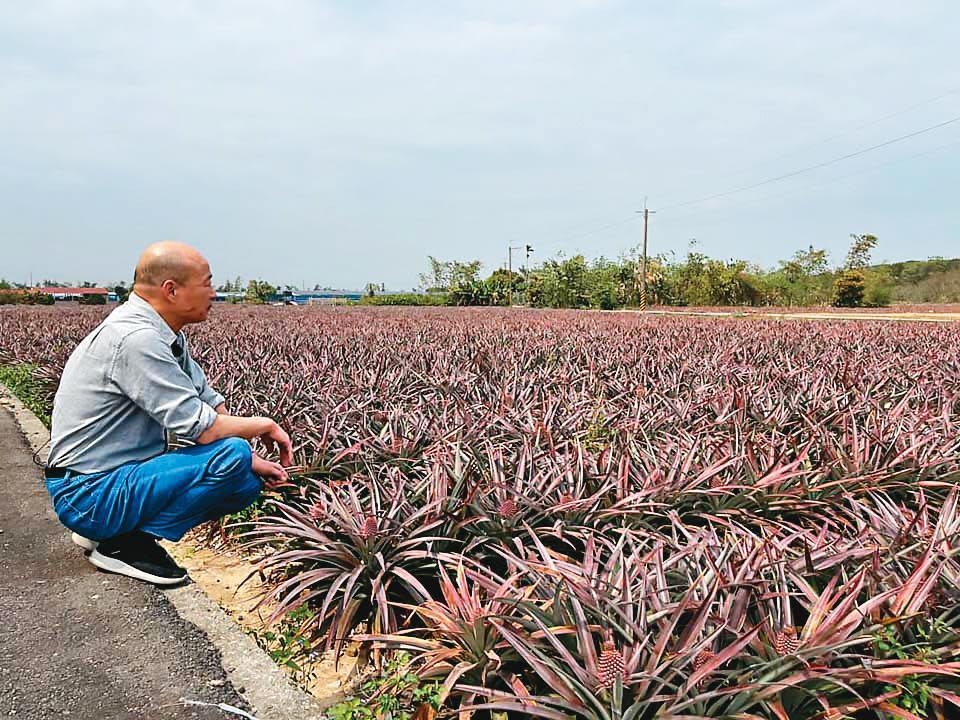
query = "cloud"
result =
(0, 1, 957, 287)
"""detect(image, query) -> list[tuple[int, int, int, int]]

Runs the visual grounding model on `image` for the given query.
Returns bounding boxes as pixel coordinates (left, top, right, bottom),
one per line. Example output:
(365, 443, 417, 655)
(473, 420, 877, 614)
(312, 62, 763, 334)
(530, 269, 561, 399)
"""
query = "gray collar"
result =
(127, 292, 182, 347)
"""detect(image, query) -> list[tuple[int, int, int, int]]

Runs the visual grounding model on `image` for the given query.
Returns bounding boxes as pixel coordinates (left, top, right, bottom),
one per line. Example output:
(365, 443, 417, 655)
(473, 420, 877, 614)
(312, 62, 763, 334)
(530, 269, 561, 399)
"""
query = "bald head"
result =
(131, 242, 215, 330)
(134, 242, 208, 289)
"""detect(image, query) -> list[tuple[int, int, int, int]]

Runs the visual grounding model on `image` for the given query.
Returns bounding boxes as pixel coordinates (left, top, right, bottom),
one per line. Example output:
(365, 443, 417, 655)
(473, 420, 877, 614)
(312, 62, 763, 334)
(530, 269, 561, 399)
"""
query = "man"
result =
(44, 242, 293, 586)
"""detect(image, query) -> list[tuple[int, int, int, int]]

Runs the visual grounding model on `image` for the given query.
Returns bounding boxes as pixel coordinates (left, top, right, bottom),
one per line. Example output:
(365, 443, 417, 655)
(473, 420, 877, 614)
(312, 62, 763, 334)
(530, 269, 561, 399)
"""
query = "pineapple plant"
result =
(497, 498, 518, 519)
(597, 638, 626, 690)
(774, 626, 800, 656)
(358, 513, 378, 539)
(693, 649, 716, 672)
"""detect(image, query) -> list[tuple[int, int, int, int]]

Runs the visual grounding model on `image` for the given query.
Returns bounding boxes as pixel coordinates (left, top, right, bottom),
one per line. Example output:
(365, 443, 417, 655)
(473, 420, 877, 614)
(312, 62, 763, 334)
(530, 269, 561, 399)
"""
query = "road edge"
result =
(0, 384, 327, 720)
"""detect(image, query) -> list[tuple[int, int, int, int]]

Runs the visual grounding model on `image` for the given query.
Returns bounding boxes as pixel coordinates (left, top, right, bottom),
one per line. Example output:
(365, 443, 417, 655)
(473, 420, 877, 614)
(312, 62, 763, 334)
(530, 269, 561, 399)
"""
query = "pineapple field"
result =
(2, 304, 960, 719)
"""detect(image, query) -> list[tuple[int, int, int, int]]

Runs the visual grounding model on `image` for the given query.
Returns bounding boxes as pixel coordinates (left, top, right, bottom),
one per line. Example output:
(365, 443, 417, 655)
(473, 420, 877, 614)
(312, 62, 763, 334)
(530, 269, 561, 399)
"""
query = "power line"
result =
(656, 136, 960, 228)
(783, 85, 960, 150)
(519, 124, 956, 257)
(654, 84, 960, 202)
(658, 113, 960, 212)
(502, 87, 960, 261)
(548, 215, 636, 246)
(524, 214, 637, 257)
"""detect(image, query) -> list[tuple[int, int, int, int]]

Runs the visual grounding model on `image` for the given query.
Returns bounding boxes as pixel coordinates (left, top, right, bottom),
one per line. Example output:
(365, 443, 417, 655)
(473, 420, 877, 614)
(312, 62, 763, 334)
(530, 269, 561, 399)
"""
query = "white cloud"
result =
(0, 0, 957, 287)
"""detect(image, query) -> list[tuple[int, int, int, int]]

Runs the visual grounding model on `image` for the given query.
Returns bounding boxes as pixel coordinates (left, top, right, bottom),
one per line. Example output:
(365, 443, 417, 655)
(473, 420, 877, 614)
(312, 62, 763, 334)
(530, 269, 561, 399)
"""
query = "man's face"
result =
(173, 262, 215, 324)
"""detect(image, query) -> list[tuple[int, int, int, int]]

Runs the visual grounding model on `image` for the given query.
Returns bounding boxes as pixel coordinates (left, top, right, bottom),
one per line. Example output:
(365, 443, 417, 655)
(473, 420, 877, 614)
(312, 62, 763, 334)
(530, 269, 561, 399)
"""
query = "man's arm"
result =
(112, 332, 293, 471)
(111, 330, 220, 441)
(195, 414, 293, 466)
(204, 401, 292, 487)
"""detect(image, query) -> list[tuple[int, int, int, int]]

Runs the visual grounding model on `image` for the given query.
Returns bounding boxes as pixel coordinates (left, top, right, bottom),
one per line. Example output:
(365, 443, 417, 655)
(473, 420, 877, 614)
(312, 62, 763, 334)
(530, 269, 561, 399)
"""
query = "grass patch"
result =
(0, 363, 52, 427)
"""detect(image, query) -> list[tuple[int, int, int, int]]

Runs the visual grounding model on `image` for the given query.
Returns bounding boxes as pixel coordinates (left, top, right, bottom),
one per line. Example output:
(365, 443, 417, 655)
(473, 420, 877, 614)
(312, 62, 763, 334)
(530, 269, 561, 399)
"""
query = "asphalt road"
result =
(0, 406, 250, 720)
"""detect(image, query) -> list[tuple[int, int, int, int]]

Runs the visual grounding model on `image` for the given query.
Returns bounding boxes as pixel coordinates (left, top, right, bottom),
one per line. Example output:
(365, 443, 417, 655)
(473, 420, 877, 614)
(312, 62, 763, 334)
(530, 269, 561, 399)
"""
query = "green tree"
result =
(218, 276, 243, 292)
(845, 233, 878, 270)
(485, 268, 523, 306)
(833, 270, 866, 307)
(418, 256, 452, 293)
(863, 268, 893, 307)
(443, 260, 487, 305)
(832, 233, 878, 308)
(532, 255, 591, 308)
(450, 261, 482, 290)
(245, 279, 277, 304)
(584, 256, 621, 309)
(664, 251, 761, 306)
(774, 246, 830, 306)
(419, 257, 485, 304)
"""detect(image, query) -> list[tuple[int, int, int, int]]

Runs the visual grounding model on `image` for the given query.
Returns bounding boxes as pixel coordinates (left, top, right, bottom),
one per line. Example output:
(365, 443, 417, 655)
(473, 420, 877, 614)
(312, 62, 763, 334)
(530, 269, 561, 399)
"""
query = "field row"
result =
(3, 305, 960, 718)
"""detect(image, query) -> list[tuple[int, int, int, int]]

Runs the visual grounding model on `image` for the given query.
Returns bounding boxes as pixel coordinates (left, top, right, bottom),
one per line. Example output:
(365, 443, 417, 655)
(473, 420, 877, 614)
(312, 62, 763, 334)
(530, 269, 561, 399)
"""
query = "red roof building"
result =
(36, 287, 109, 296)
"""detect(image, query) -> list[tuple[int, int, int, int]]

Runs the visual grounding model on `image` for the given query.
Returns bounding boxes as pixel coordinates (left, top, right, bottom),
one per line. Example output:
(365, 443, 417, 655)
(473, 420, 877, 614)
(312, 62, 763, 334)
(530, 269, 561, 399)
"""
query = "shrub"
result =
(832, 269, 866, 307)
(359, 293, 449, 306)
(0, 290, 54, 305)
(590, 282, 618, 310)
(79, 293, 106, 305)
(864, 281, 893, 307)
(0, 363, 52, 426)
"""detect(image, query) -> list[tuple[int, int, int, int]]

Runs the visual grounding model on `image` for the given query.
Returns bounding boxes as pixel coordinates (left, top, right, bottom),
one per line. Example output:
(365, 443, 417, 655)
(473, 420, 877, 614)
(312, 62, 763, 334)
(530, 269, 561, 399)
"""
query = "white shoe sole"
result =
(71, 532, 98, 552)
(87, 549, 187, 586)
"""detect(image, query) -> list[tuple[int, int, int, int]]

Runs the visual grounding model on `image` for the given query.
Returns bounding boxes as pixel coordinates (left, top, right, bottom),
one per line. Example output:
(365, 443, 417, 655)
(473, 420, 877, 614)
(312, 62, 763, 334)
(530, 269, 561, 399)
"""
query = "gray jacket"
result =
(47, 293, 224, 474)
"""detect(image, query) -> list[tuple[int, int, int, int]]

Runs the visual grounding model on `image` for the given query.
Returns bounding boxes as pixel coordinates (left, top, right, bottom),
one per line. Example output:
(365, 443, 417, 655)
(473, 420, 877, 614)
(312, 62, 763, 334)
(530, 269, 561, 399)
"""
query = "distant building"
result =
(211, 289, 402, 305)
(272, 290, 364, 304)
(36, 287, 110, 301)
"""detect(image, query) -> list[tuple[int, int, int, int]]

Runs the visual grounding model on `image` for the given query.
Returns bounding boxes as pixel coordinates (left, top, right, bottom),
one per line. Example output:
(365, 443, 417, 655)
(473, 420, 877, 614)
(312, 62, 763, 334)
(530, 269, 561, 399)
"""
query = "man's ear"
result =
(160, 279, 178, 300)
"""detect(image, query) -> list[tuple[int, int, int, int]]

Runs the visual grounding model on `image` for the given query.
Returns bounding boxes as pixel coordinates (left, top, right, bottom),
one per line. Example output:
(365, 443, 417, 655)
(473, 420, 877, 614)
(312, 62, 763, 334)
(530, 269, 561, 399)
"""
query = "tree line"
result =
(6, 234, 960, 309)
(360, 234, 960, 309)
(0, 279, 128, 306)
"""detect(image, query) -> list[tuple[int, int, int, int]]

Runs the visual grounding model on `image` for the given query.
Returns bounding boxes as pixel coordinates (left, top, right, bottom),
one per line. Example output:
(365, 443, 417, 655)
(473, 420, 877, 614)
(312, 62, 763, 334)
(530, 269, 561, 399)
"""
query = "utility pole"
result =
(636, 201, 656, 312)
(524, 245, 533, 305)
(508, 245, 523, 306)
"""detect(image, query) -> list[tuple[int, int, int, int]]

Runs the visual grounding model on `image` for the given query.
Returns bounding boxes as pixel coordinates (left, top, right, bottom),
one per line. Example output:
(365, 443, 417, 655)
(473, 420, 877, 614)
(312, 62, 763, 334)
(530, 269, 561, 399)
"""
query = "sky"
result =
(1, 1, 958, 290)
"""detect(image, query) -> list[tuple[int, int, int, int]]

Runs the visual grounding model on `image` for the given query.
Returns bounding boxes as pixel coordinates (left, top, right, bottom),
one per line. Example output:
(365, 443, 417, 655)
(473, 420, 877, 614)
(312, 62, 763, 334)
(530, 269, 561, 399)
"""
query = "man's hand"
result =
(196, 412, 295, 468)
(252, 451, 290, 489)
(258, 421, 294, 467)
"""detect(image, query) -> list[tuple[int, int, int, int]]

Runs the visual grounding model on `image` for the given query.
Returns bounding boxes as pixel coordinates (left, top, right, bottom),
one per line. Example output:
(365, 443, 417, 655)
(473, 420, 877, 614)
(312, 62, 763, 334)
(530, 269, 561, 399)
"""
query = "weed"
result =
(0, 363, 52, 426)
(325, 652, 441, 720)
(250, 605, 317, 685)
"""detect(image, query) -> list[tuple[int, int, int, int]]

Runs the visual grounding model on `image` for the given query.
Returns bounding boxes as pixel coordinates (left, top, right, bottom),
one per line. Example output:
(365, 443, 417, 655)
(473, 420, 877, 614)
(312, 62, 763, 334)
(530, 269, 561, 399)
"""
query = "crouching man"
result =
(44, 241, 292, 585)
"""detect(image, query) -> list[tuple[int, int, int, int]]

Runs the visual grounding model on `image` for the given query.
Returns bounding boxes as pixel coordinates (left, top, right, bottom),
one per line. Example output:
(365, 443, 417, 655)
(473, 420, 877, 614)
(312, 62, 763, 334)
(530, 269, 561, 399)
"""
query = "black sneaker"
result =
(87, 530, 188, 586)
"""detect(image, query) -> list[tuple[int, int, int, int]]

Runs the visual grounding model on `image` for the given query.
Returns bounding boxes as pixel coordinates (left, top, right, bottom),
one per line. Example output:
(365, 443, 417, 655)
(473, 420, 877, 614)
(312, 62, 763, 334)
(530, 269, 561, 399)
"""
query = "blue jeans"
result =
(45, 438, 261, 542)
